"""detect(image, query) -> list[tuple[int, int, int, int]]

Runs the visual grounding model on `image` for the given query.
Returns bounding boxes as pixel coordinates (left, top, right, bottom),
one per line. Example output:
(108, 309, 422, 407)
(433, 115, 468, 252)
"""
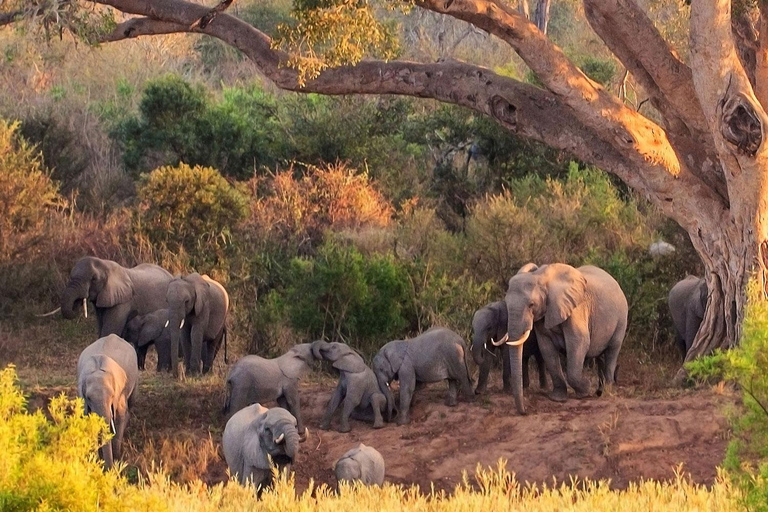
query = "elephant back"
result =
(126, 264, 174, 315)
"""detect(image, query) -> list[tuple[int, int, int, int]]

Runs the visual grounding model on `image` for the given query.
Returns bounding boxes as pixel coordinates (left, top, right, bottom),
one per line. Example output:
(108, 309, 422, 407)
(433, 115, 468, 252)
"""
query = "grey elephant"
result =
(222, 403, 300, 489)
(335, 443, 385, 487)
(471, 300, 547, 394)
(167, 273, 229, 376)
(497, 263, 627, 414)
(668, 276, 707, 356)
(312, 340, 387, 432)
(77, 334, 139, 470)
(124, 309, 175, 372)
(373, 327, 474, 425)
(60, 257, 172, 337)
(223, 344, 315, 439)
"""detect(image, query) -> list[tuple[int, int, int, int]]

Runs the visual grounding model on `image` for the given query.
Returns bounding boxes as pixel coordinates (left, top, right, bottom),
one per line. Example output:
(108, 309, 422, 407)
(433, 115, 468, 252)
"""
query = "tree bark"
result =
(533, 0, 550, 34)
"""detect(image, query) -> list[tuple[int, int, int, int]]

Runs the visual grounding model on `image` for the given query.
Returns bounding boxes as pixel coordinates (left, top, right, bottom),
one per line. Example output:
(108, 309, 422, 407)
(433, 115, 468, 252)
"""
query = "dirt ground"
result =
(6, 320, 735, 494)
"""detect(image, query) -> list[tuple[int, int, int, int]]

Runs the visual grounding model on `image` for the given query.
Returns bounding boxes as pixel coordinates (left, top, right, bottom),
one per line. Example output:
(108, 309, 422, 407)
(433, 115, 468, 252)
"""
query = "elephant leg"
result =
(536, 352, 548, 390)
(136, 344, 149, 371)
(563, 319, 590, 398)
(596, 354, 607, 396)
(501, 345, 512, 393)
(320, 384, 344, 430)
(340, 385, 364, 433)
(113, 409, 129, 462)
(188, 324, 205, 375)
(99, 304, 131, 338)
(522, 353, 531, 389)
(283, 385, 306, 439)
(446, 379, 458, 406)
(537, 332, 568, 402)
(397, 362, 416, 425)
(156, 340, 171, 372)
(600, 333, 623, 396)
(371, 392, 386, 429)
(475, 357, 492, 394)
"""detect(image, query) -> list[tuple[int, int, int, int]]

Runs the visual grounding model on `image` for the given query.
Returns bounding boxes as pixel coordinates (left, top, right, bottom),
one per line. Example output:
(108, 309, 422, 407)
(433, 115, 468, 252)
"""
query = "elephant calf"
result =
(373, 327, 474, 425)
(668, 276, 707, 357)
(224, 344, 315, 439)
(77, 334, 139, 470)
(125, 309, 173, 372)
(312, 340, 387, 432)
(471, 300, 547, 394)
(222, 403, 300, 489)
(335, 443, 385, 487)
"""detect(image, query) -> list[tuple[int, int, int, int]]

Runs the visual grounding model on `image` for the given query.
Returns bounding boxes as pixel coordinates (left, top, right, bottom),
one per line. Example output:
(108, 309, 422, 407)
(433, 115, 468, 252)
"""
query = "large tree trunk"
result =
(534, 0, 551, 34)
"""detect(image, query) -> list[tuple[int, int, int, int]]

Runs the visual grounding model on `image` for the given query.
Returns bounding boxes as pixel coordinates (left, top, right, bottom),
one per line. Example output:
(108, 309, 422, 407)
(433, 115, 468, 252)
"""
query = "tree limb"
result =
(754, 4, 768, 107)
(0, 10, 22, 27)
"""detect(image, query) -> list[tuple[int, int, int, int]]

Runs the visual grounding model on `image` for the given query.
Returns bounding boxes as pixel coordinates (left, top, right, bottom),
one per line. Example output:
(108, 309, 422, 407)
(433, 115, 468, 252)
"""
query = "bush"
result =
(136, 163, 249, 264)
(580, 57, 617, 86)
(282, 240, 411, 353)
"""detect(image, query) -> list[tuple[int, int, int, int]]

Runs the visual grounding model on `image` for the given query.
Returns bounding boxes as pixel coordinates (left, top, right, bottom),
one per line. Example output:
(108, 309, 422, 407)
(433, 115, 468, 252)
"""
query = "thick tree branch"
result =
(582, 0, 709, 138)
(731, 7, 758, 84)
(755, 5, 768, 107)
(0, 10, 22, 27)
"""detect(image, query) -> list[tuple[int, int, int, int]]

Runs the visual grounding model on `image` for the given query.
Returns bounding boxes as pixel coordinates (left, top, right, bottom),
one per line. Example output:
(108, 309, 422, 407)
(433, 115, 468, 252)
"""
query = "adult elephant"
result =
(668, 276, 707, 357)
(61, 257, 172, 337)
(222, 403, 300, 490)
(77, 334, 139, 470)
(373, 327, 473, 425)
(496, 263, 627, 415)
(166, 273, 229, 376)
(124, 309, 174, 372)
(471, 300, 547, 394)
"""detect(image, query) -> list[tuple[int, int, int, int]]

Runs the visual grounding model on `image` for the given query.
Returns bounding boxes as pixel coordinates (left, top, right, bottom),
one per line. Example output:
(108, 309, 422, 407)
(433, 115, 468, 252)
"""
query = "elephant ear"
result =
(544, 266, 587, 330)
(96, 265, 133, 307)
(281, 350, 312, 380)
(188, 274, 210, 316)
(247, 405, 272, 469)
(333, 351, 368, 374)
(138, 319, 164, 347)
(384, 342, 406, 374)
(517, 263, 539, 274)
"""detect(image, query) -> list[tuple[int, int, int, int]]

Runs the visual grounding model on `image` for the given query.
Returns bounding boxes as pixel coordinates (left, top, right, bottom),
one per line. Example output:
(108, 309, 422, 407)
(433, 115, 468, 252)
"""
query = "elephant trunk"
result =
(282, 429, 300, 464)
(61, 284, 87, 320)
(509, 342, 526, 415)
(169, 307, 184, 378)
(376, 371, 395, 422)
(470, 336, 486, 366)
(311, 340, 329, 360)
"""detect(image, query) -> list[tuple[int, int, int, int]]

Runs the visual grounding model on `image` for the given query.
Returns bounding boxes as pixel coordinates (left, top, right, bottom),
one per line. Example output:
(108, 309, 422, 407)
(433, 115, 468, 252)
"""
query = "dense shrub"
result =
(282, 241, 411, 352)
(579, 57, 617, 86)
(0, 364, 742, 511)
(136, 163, 249, 265)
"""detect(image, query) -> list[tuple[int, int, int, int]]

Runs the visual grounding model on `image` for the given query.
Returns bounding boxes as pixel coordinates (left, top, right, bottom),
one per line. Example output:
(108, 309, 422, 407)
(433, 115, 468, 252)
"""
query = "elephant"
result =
(222, 403, 300, 489)
(471, 300, 547, 394)
(223, 343, 315, 439)
(372, 327, 474, 425)
(334, 443, 385, 487)
(61, 257, 173, 338)
(124, 309, 175, 372)
(166, 273, 229, 376)
(77, 334, 139, 470)
(498, 263, 628, 414)
(668, 276, 707, 357)
(312, 340, 387, 432)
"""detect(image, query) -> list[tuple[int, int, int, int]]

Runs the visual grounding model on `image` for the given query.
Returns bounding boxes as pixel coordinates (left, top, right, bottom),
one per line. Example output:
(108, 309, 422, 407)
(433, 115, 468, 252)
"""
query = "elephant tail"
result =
(223, 378, 232, 416)
(223, 326, 228, 364)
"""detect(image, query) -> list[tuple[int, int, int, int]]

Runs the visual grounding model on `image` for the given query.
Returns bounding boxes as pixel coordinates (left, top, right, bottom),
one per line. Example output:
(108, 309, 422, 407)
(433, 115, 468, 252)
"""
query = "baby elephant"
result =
(373, 327, 474, 425)
(335, 443, 385, 487)
(77, 334, 139, 470)
(223, 344, 315, 439)
(312, 340, 387, 432)
(125, 309, 173, 372)
(222, 403, 300, 489)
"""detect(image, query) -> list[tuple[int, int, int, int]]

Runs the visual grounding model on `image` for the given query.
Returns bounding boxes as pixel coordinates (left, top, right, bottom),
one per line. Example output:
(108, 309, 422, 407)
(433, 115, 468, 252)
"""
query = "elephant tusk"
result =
(179, 319, 185, 329)
(164, 320, 169, 328)
(83, 299, 88, 319)
(490, 333, 508, 346)
(35, 307, 61, 318)
(109, 417, 116, 435)
(275, 432, 285, 444)
(505, 330, 531, 347)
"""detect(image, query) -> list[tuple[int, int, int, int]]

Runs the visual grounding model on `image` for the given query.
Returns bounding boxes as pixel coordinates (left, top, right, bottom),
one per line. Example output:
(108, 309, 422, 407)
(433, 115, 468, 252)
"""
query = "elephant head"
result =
(166, 273, 208, 376)
(250, 406, 300, 481)
(79, 356, 128, 470)
(500, 263, 586, 414)
(470, 301, 507, 368)
(312, 341, 367, 373)
(373, 342, 405, 422)
(126, 309, 169, 348)
(62, 257, 132, 320)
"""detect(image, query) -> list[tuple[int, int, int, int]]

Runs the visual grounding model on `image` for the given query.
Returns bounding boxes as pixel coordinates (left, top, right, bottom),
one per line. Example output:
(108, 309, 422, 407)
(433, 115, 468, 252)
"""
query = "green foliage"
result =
(579, 57, 617, 86)
(686, 290, 768, 510)
(282, 241, 411, 352)
(136, 163, 249, 264)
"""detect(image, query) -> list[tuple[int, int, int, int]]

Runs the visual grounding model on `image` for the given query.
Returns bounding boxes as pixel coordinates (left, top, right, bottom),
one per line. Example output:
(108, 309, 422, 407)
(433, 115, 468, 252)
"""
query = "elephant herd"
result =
(61, 255, 707, 489)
